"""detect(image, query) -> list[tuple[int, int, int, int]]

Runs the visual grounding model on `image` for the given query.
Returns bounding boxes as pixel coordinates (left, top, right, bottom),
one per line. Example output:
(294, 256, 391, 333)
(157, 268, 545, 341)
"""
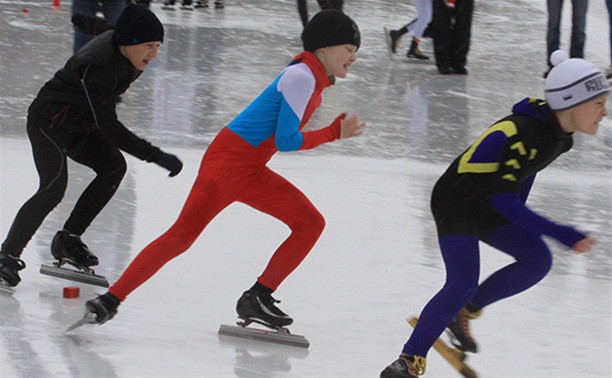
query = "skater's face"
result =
(559, 94, 609, 135)
(316, 44, 357, 79)
(120, 41, 161, 71)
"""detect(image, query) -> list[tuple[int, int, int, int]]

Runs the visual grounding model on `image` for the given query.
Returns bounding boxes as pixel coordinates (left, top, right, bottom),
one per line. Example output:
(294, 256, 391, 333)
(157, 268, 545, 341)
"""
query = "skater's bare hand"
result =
(340, 113, 366, 139)
(571, 235, 596, 254)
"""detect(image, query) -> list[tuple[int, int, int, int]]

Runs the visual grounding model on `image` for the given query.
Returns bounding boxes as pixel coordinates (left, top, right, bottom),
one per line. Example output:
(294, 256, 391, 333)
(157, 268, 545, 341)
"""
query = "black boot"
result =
(51, 230, 99, 268)
(437, 63, 452, 75)
(388, 29, 401, 54)
(0, 252, 26, 287)
(447, 306, 482, 353)
(86, 293, 120, 324)
(451, 65, 468, 75)
(407, 39, 429, 60)
(236, 285, 293, 327)
(380, 355, 426, 378)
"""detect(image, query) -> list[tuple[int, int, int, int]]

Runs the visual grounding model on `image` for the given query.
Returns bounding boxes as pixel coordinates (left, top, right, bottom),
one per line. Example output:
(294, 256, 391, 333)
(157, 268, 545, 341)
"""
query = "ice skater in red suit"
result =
(85, 9, 366, 327)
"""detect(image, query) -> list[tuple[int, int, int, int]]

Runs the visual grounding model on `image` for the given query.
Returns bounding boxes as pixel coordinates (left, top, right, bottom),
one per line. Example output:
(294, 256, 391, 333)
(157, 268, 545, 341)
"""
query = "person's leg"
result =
(569, 0, 588, 58)
(432, 0, 453, 73)
(608, 0, 612, 73)
(401, 234, 480, 357)
(546, 0, 564, 64)
(1, 124, 68, 257)
(608, 0, 612, 63)
(469, 224, 553, 309)
(297, 0, 308, 28)
(62, 133, 126, 236)
(449, 0, 473, 70)
(72, 0, 98, 53)
(240, 167, 325, 291)
(317, 0, 342, 10)
(100, 0, 126, 27)
(409, 0, 433, 39)
(109, 170, 232, 301)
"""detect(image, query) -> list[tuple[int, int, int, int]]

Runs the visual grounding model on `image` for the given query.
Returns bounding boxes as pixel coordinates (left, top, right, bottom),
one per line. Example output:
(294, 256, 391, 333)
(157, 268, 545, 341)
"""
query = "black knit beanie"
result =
(115, 3, 164, 46)
(302, 10, 360, 52)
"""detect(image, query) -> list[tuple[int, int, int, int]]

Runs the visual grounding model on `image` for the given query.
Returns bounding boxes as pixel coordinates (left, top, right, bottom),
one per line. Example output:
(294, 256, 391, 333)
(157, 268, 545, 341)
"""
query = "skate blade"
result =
(218, 324, 310, 349)
(383, 27, 394, 56)
(0, 279, 16, 295)
(65, 312, 97, 333)
(40, 264, 109, 287)
(402, 57, 435, 65)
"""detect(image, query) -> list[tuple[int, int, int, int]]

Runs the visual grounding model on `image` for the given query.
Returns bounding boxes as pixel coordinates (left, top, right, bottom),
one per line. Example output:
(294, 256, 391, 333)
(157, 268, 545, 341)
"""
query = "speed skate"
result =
(218, 317, 310, 348)
(40, 260, 109, 288)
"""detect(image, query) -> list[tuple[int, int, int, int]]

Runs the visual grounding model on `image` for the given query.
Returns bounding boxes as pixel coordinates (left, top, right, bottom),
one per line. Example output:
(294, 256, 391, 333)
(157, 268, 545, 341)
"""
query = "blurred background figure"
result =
(431, 0, 473, 74)
(72, 0, 126, 53)
(545, 0, 588, 78)
(297, 0, 343, 28)
(386, 0, 433, 60)
(607, 0, 611, 78)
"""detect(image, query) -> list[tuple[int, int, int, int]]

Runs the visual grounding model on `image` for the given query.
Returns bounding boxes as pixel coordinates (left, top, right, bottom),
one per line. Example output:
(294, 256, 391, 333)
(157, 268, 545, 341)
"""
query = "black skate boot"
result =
(407, 40, 429, 60)
(86, 293, 120, 324)
(236, 288, 293, 327)
(388, 29, 401, 54)
(0, 252, 26, 287)
(380, 355, 426, 378)
(451, 65, 468, 75)
(194, 0, 208, 7)
(447, 305, 482, 353)
(162, 0, 176, 10)
(214, 0, 224, 8)
(180, 0, 194, 10)
(51, 230, 99, 268)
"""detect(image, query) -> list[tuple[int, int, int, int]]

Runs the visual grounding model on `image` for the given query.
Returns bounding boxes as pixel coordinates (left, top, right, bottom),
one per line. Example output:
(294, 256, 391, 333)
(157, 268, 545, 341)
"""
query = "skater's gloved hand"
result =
(155, 151, 183, 177)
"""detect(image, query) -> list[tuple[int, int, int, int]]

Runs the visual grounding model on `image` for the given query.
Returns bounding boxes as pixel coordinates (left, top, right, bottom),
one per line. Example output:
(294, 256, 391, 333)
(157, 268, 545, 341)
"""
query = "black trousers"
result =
(1, 121, 126, 257)
(297, 0, 344, 27)
(431, 0, 474, 70)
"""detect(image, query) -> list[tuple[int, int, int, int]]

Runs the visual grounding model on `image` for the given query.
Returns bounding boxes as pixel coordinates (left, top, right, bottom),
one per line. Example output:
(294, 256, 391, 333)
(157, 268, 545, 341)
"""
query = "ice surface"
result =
(1, 0, 611, 377)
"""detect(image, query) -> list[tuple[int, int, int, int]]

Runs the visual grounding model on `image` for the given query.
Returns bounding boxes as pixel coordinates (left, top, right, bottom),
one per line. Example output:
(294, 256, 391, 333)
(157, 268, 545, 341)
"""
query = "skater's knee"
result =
(445, 273, 479, 299)
(309, 210, 326, 234)
(94, 154, 127, 185)
(105, 159, 127, 184)
(294, 208, 325, 236)
(529, 247, 553, 280)
(38, 182, 66, 210)
(517, 242, 552, 276)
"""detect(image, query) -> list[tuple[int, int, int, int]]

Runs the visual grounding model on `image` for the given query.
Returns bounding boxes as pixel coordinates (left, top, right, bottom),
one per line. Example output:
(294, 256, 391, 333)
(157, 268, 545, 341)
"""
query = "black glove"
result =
(155, 152, 183, 177)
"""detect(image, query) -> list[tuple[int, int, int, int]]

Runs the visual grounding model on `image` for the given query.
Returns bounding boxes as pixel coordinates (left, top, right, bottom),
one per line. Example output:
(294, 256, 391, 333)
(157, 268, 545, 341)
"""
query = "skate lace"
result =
(405, 355, 426, 376)
(458, 309, 476, 341)
(260, 293, 287, 316)
(1, 255, 26, 271)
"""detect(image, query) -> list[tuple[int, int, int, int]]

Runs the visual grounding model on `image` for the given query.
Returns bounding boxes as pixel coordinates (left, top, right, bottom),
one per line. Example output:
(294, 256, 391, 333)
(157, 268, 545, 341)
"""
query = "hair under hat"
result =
(115, 3, 164, 46)
(302, 10, 360, 52)
(545, 50, 609, 111)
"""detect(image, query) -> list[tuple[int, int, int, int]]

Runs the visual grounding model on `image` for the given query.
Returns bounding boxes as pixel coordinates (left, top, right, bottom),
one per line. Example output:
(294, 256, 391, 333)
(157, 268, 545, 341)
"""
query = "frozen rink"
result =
(1, 0, 611, 377)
